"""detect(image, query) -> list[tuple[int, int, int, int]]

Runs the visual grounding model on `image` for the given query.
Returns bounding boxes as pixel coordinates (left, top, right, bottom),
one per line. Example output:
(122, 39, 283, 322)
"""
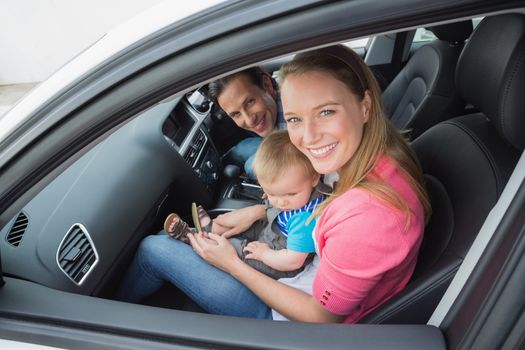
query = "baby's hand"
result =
(243, 241, 270, 261)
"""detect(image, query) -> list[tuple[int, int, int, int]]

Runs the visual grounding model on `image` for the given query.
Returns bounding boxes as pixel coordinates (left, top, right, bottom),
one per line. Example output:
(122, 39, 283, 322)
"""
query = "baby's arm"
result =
(211, 205, 266, 238)
(243, 242, 309, 271)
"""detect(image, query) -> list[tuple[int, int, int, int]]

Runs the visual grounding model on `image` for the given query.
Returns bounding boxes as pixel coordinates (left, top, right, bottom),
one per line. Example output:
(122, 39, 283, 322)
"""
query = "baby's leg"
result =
(195, 205, 229, 236)
(209, 221, 229, 235)
(194, 205, 212, 232)
(244, 224, 305, 278)
(163, 213, 194, 244)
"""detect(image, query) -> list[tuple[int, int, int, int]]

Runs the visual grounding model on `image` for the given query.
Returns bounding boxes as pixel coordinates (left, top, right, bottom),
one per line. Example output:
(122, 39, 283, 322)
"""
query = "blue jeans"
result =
(116, 232, 272, 319)
(227, 137, 262, 179)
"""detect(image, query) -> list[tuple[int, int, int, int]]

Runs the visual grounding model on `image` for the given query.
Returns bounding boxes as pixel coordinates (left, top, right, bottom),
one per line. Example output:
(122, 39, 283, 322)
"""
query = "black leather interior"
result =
(361, 13, 525, 324)
(382, 21, 473, 139)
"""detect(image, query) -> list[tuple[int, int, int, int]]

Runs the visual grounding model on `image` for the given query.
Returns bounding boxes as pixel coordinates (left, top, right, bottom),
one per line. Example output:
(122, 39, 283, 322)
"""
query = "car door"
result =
(0, 1, 523, 349)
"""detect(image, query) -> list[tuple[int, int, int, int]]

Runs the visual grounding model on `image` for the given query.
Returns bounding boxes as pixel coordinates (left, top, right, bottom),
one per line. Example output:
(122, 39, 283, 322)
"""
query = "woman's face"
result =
(281, 70, 370, 174)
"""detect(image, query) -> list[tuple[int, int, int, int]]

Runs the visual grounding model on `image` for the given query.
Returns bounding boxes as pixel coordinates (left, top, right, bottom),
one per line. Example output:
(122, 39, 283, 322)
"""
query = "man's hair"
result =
(208, 67, 277, 104)
(252, 130, 317, 184)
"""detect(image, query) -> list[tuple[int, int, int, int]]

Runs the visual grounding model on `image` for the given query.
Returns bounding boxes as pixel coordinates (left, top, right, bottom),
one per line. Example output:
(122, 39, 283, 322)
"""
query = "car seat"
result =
(360, 13, 525, 324)
(382, 20, 473, 139)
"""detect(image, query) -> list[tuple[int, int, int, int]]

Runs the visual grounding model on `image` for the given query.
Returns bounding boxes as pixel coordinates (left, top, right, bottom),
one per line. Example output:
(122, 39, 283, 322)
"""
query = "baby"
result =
(164, 130, 329, 278)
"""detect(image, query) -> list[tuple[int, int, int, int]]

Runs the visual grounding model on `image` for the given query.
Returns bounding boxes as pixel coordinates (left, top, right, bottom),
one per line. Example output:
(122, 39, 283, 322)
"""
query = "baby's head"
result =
(253, 130, 320, 211)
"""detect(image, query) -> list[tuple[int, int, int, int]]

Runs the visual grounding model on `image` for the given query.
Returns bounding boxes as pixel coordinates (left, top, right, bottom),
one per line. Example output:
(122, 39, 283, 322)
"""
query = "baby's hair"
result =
(253, 130, 317, 184)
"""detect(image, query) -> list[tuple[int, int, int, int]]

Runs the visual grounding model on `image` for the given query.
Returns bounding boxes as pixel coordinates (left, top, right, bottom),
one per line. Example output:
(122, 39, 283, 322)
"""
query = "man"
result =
(208, 67, 285, 178)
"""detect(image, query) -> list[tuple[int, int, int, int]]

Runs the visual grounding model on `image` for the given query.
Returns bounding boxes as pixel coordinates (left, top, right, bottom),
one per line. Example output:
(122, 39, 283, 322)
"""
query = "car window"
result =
(472, 17, 483, 29)
(413, 27, 437, 44)
(413, 17, 483, 46)
(352, 16, 484, 62)
(343, 37, 370, 57)
(344, 37, 370, 49)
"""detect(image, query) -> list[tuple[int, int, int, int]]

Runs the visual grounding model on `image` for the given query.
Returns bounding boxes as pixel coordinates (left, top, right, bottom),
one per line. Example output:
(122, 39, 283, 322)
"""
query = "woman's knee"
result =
(139, 234, 164, 254)
(137, 234, 173, 265)
(139, 233, 195, 267)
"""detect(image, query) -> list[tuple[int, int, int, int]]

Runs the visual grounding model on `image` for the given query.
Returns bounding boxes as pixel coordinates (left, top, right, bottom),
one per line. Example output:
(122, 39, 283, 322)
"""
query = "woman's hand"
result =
(212, 204, 266, 238)
(188, 232, 243, 274)
(189, 233, 344, 323)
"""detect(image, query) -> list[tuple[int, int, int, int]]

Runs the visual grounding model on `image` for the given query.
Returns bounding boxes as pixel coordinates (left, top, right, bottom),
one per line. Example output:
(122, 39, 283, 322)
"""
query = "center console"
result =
(227, 182, 264, 201)
(211, 164, 265, 216)
(183, 128, 220, 193)
(162, 88, 264, 213)
(221, 164, 264, 201)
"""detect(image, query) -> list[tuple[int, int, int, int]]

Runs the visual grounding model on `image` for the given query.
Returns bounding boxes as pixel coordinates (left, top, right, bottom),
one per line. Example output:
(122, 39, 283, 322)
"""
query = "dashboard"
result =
(0, 90, 229, 296)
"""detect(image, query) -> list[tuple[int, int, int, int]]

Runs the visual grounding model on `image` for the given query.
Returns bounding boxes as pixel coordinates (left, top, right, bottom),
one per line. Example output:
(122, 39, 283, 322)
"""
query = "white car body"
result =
(0, 0, 223, 144)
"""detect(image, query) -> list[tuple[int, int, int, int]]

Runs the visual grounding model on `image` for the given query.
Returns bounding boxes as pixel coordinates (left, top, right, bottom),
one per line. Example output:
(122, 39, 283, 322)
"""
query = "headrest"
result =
(456, 14, 525, 150)
(427, 20, 473, 43)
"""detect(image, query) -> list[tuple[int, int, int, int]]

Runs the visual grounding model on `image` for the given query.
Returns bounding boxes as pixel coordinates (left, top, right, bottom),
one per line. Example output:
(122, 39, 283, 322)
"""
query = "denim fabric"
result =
(243, 153, 257, 180)
(227, 137, 262, 179)
(115, 232, 272, 319)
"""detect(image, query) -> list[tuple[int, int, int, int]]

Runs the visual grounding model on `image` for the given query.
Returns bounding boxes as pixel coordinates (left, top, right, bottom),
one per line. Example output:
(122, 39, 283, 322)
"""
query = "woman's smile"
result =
(308, 142, 338, 157)
(281, 70, 370, 174)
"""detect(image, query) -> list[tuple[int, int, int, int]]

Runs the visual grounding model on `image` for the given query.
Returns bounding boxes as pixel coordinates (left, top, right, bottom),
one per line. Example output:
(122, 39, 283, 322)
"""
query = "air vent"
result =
(6, 212, 28, 247)
(184, 146, 198, 166)
(183, 129, 207, 167)
(193, 129, 206, 150)
(57, 224, 98, 285)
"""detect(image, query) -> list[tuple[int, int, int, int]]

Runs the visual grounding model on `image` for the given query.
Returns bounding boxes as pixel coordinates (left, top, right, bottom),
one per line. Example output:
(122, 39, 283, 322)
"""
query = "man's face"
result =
(217, 74, 278, 137)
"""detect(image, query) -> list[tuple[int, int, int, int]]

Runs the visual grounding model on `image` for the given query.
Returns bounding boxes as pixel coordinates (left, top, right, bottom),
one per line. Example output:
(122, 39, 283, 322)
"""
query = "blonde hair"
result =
(279, 46, 431, 223)
(253, 130, 317, 184)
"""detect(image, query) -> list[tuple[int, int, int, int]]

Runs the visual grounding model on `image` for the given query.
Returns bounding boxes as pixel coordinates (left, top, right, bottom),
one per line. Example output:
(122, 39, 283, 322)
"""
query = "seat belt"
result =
(391, 31, 408, 71)
(428, 150, 525, 326)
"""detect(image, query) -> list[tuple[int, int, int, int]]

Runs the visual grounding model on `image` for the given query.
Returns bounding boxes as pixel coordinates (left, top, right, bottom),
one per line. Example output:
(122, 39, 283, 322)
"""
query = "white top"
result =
(271, 173, 338, 321)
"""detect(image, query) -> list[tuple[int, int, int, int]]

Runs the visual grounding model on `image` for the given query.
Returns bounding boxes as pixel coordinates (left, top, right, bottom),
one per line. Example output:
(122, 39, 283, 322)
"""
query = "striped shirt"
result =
(276, 194, 325, 236)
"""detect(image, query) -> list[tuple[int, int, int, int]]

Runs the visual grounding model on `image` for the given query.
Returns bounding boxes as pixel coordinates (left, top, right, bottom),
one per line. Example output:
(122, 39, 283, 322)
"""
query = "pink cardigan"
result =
(313, 156, 425, 323)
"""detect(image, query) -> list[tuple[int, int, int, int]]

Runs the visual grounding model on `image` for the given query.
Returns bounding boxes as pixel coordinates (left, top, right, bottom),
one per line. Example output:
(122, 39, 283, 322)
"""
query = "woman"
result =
(117, 45, 430, 323)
